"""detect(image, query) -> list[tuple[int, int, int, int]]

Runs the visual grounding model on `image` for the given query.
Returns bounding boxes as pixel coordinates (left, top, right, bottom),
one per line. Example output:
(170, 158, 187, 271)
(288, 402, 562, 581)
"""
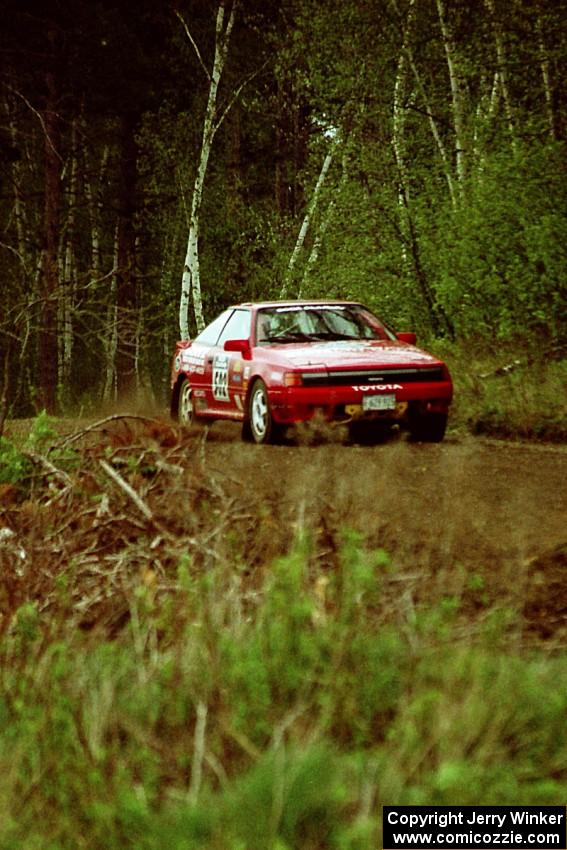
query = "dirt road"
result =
(198, 425, 566, 560)
(3, 416, 566, 639)
(5, 416, 566, 563)
(198, 425, 567, 640)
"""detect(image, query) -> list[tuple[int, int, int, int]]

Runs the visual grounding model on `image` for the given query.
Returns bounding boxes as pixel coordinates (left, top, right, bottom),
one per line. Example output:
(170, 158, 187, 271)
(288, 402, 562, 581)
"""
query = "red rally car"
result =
(170, 301, 453, 444)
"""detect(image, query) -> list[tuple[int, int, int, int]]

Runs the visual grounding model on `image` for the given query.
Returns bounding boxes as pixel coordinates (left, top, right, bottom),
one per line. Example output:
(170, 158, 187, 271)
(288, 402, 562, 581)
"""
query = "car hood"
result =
(263, 340, 443, 369)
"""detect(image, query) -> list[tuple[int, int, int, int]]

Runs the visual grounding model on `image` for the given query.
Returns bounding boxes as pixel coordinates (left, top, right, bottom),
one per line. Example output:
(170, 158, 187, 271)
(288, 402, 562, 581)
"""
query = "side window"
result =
(217, 309, 251, 345)
(194, 310, 233, 346)
(359, 308, 394, 340)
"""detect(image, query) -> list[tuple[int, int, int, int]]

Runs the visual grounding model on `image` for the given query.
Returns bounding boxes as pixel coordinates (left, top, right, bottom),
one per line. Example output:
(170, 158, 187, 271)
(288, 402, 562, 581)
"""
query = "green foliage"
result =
(0, 410, 53, 485)
(0, 437, 31, 485)
(426, 143, 567, 342)
(440, 343, 567, 441)
(384, 648, 567, 806)
(0, 411, 79, 491)
(0, 532, 566, 847)
(26, 410, 59, 448)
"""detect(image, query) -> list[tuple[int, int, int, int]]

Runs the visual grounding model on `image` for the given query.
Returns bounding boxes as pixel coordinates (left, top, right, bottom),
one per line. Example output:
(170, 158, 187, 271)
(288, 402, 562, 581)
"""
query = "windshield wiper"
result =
(265, 331, 313, 343)
(265, 331, 365, 343)
(307, 331, 361, 341)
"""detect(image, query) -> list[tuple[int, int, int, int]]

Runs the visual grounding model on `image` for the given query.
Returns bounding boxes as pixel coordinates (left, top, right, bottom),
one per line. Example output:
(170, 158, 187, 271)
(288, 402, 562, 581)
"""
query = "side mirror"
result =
(224, 338, 251, 358)
(396, 332, 417, 345)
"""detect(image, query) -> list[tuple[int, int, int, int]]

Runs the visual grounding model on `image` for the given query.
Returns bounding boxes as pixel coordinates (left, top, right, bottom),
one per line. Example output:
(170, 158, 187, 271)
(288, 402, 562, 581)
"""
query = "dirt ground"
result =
(202, 423, 567, 641)
(2, 415, 567, 641)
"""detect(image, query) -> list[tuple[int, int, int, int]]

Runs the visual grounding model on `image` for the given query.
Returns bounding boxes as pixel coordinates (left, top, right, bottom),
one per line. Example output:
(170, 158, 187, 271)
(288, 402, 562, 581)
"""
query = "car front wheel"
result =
(247, 379, 280, 444)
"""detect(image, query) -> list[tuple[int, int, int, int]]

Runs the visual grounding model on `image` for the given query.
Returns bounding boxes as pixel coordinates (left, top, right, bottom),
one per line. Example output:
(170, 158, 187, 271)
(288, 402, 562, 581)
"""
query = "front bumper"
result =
(268, 382, 453, 425)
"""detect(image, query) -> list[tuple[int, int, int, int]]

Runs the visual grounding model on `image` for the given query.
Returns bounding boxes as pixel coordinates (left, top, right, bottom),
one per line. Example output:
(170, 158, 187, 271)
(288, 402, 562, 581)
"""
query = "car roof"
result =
(235, 300, 363, 310)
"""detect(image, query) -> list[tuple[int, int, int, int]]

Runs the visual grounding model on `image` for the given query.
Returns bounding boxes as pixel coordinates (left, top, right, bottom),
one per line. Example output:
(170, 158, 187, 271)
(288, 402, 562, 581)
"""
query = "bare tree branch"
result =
(2, 82, 64, 163)
(0, 240, 29, 272)
(213, 58, 270, 136)
(174, 10, 211, 82)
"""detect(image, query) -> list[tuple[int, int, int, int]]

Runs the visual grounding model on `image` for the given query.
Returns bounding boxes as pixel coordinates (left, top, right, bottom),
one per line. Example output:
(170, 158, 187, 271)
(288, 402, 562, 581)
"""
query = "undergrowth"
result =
(0, 414, 565, 849)
(1, 540, 567, 849)
(0, 410, 72, 491)
(437, 342, 567, 441)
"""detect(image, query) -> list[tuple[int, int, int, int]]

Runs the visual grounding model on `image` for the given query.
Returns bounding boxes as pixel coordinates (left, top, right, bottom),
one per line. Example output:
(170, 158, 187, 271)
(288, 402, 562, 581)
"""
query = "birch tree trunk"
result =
(84, 142, 113, 402)
(436, 0, 468, 183)
(280, 140, 337, 298)
(472, 71, 502, 170)
(84, 143, 110, 285)
(391, 5, 452, 338)
(391, 0, 457, 208)
(115, 115, 138, 398)
(484, 0, 517, 149)
(392, 1, 412, 247)
(298, 151, 348, 298)
(58, 118, 79, 391)
(1, 95, 31, 426)
(39, 58, 61, 413)
(103, 223, 119, 403)
(179, 1, 237, 339)
(4, 96, 30, 273)
(536, 13, 557, 140)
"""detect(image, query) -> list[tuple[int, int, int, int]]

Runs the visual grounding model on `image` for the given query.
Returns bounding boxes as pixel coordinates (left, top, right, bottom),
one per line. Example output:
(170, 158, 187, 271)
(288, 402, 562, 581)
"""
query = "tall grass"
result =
(436, 343, 567, 440)
(0, 534, 566, 849)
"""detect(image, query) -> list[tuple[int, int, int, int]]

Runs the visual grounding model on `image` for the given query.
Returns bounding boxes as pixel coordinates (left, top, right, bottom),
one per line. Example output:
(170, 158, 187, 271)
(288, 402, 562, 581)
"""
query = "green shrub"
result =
(0, 437, 31, 485)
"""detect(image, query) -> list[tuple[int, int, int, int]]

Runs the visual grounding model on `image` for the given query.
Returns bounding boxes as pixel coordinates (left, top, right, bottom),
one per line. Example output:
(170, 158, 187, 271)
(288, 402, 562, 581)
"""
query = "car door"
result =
(186, 310, 233, 416)
(207, 308, 252, 418)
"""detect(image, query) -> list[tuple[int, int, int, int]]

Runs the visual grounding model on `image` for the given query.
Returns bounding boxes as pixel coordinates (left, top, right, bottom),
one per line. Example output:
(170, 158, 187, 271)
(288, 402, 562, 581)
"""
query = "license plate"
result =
(362, 393, 396, 412)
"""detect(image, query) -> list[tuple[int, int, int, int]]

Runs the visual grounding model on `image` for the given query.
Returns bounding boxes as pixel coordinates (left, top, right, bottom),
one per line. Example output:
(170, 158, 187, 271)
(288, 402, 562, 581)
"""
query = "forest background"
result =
(0, 0, 565, 423)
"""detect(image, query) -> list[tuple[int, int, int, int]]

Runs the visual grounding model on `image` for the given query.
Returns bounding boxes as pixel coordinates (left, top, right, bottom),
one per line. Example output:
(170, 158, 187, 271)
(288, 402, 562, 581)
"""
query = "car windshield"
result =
(255, 305, 395, 344)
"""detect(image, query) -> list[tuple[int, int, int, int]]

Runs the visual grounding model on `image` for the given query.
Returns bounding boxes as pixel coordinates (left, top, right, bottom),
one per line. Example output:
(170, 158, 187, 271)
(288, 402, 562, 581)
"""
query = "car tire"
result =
(177, 377, 196, 428)
(241, 417, 254, 442)
(408, 412, 448, 443)
(247, 379, 280, 444)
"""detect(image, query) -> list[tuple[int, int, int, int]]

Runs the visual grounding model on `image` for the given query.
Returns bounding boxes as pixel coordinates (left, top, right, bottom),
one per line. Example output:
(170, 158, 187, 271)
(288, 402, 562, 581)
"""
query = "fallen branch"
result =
(52, 414, 165, 451)
(99, 459, 153, 521)
(478, 343, 566, 380)
(478, 359, 523, 379)
(22, 450, 73, 487)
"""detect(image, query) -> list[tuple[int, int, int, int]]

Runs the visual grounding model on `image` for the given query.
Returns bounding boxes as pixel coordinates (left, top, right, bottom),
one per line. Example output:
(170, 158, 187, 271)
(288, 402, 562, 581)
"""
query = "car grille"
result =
(300, 367, 445, 386)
